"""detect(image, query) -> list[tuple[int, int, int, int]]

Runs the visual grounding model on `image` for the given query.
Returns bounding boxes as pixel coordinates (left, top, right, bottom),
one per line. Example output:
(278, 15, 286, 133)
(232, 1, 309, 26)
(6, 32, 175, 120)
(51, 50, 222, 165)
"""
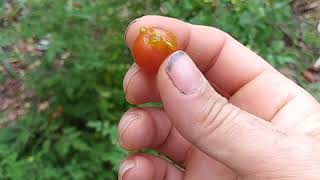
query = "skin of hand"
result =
(118, 15, 320, 180)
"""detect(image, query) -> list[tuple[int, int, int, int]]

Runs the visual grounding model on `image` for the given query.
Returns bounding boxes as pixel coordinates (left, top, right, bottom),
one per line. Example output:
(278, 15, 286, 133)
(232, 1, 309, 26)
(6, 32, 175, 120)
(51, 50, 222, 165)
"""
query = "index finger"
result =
(125, 15, 274, 95)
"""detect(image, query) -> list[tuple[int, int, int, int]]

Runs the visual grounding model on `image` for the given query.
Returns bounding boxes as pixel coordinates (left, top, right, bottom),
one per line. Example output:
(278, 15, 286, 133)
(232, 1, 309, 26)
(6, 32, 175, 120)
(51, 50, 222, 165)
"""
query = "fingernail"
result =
(123, 63, 140, 94)
(119, 160, 135, 180)
(124, 18, 140, 40)
(166, 51, 204, 94)
(118, 112, 139, 141)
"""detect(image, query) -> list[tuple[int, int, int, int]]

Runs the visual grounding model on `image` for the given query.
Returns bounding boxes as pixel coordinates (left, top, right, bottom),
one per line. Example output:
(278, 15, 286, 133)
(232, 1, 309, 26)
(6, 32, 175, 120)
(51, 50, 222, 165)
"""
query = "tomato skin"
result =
(132, 27, 178, 73)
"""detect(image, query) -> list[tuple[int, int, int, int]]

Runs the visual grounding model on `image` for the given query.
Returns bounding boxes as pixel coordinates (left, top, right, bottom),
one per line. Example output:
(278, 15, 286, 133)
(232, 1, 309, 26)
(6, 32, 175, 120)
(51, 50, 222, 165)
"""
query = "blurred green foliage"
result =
(0, 0, 319, 179)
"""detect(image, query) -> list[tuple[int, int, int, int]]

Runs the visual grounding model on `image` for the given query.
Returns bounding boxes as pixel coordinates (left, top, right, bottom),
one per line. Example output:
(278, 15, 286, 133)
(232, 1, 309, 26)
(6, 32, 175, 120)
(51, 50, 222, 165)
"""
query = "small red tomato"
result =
(132, 27, 178, 73)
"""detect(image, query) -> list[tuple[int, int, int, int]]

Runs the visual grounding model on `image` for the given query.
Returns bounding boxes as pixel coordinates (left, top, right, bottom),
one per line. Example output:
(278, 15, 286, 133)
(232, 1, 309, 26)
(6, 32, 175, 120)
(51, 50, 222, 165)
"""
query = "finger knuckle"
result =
(196, 93, 241, 139)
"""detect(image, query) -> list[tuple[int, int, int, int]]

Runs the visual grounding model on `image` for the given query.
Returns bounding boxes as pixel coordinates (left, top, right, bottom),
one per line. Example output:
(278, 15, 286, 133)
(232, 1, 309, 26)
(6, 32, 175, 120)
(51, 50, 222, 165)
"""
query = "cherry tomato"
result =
(132, 27, 178, 73)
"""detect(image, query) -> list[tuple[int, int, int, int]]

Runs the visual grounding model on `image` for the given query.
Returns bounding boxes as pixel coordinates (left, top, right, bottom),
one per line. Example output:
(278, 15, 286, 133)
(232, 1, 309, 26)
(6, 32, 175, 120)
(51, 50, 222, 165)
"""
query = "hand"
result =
(118, 15, 320, 180)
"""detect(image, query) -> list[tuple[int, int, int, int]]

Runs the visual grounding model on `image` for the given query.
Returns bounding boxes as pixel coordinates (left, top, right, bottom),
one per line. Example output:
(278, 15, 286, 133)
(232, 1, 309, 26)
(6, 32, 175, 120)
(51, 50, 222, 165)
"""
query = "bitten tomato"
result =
(132, 27, 178, 73)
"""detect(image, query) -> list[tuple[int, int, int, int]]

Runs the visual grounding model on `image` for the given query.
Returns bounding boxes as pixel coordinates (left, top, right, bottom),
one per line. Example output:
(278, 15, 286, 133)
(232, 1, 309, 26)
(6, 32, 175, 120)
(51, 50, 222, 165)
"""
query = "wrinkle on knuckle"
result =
(195, 93, 240, 140)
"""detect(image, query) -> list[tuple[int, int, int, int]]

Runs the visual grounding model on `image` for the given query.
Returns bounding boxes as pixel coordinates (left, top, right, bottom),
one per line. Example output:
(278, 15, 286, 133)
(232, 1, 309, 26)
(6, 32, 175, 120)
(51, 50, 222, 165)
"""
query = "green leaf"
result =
(72, 139, 91, 151)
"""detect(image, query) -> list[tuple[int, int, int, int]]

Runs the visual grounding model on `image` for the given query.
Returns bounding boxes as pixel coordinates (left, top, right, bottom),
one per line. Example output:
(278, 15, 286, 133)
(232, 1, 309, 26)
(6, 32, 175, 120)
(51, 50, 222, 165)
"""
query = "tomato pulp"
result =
(132, 27, 178, 73)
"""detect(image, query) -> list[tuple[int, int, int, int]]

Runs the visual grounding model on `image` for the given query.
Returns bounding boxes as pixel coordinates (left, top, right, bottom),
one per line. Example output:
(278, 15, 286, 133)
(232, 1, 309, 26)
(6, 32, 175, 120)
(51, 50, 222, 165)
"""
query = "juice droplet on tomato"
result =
(139, 27, 176, 51)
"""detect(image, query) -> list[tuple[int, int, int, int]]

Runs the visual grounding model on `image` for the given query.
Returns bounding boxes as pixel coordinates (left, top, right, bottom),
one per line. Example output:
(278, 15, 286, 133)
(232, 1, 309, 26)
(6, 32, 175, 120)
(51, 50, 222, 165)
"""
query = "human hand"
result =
(118, 15, 320, 180)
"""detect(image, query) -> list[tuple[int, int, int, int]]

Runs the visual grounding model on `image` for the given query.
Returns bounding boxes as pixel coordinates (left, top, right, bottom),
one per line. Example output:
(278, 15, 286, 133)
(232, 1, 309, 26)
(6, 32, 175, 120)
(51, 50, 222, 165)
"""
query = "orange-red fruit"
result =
(132, 27, 178, 73)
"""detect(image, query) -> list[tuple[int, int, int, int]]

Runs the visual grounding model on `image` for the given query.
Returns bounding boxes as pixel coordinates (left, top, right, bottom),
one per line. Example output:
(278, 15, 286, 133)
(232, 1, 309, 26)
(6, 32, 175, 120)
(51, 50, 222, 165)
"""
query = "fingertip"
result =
(123, 64, 160, 105)
(118, 108, 155, 150)
(119, 159, 135, 180)
(123, 63, 141, 104)
(124, 17, 142, 42)
(120, 154, 184, 180)
(119, 154, 155, 180)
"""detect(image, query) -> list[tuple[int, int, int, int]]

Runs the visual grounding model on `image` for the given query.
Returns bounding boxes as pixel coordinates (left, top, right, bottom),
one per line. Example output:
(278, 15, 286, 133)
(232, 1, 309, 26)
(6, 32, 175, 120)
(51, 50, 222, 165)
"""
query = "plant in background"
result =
(0, 0, 318, 179)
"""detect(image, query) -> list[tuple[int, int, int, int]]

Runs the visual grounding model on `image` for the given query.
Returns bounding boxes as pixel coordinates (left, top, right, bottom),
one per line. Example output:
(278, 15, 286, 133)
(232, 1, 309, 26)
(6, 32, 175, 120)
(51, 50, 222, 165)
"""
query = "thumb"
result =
(157, 51, 291, 174)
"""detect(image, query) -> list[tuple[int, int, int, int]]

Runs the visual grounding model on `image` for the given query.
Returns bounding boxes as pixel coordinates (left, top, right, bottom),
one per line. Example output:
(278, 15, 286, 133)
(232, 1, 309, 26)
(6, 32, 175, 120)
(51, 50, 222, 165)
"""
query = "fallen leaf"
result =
(0, 101, 9, 111)
(8, 112, 18, 121)
(61, 52, 71, 60)
(52, 106, 63, 119)
(24, 102, 31, 108)
(303, 68, 320, 83)
(26, 44, 35, 53)
(73, 3, 81, 8)
(38, 101, 49, 112)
